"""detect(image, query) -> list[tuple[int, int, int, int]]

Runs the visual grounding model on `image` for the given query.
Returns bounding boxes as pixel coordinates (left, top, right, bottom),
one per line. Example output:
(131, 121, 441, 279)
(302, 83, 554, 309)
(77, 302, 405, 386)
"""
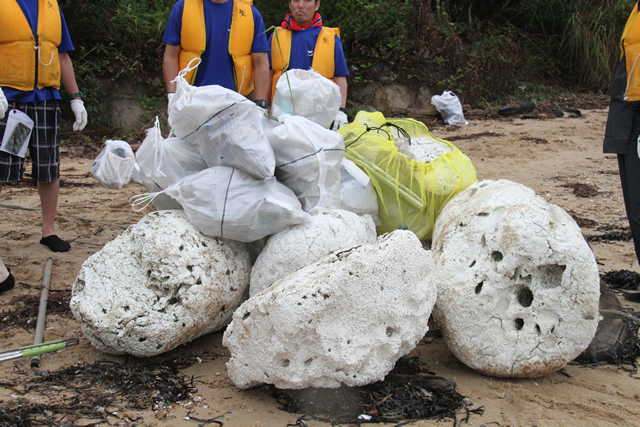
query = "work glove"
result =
(0, 87, 8, 120)
(331, 110, 348, 131)
(70, 99, 87, 131)
(168, 92, 175, 109)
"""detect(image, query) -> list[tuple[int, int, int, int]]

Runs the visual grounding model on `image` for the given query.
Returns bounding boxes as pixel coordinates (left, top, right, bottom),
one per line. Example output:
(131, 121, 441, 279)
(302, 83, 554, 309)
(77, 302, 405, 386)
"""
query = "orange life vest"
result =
(0, 0, 62, 90)
(179, 0, 255, 95)
(270, 26, 339, 101)
(621, 2, 640, 101)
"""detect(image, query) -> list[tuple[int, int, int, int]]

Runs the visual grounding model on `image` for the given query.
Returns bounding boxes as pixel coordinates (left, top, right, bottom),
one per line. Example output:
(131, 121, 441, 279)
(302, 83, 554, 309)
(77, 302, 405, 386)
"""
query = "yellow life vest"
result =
(270, 26, 339, 101)
(621, 2, 640, 101)
(179, 0, 255, 95)
(0, 0, 62, 91)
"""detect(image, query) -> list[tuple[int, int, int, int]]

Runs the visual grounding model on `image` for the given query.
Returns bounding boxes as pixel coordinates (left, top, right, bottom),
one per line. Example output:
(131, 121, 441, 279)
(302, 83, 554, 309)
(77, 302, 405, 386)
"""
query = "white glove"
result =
(331, 110, 348, 131)
(168, 92, 175, 108)
(0, 87, 8, 120)
(70, 99, 87, 131)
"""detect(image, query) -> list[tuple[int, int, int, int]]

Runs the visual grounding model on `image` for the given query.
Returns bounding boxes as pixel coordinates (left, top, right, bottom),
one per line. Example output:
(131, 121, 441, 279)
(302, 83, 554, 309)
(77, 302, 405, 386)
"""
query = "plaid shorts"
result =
(0, 99, 61, 183)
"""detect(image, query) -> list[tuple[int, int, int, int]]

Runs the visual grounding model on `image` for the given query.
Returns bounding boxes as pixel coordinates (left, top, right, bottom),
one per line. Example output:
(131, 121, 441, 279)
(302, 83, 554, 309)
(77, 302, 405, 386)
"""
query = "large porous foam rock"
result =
(70, 210, 251, 357)
(223, 230, 437, 389)
(249, 209, 377, 297)
(431, 179, 600, 378)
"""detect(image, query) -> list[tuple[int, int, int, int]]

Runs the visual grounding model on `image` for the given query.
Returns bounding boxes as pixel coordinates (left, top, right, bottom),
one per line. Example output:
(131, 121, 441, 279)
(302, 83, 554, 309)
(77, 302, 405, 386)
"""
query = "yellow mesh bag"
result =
(338, 111, 477, 240)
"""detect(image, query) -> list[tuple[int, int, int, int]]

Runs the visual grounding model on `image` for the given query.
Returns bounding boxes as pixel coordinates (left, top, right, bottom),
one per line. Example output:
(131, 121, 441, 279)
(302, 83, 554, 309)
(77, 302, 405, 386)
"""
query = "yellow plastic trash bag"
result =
(338, 111, 477, 240)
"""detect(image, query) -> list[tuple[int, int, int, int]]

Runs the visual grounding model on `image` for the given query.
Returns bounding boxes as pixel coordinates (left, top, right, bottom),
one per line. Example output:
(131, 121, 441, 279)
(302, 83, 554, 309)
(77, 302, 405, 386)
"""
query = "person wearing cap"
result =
(269, 0, 349, 130)
(0, 0, 88, 253)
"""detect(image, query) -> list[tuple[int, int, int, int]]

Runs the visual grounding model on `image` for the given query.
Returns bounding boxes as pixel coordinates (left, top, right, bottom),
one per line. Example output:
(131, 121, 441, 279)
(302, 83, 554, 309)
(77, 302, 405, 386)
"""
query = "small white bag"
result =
(339, 158, 378, 217)
(132, 167, 311, 242)
(92, 140, 136, 189)
(272, 69, 342, 129)
(135, 117, 208, 210)
(431, 90, 469, 125)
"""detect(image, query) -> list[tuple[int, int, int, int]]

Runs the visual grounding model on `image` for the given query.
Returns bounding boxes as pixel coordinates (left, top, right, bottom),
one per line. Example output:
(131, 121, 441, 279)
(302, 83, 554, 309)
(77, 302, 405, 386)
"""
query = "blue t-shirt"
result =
(163, 0, 269, 89)
(268, 26, 349, 77)
(2, 0, 74, 103)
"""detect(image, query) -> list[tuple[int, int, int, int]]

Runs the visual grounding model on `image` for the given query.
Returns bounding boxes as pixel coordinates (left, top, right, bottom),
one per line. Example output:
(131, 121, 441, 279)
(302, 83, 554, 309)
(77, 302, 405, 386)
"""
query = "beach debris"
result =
(1, 289, 72, 329)
(70, 210, 251, 356)
(0, 358, 198, 425)
(272, 357, 471, 424)
(431, 179, 601, 378)
(249, 209, 377, 297)
(224, 230, 437, 389)
(498, 102, 536, 116)
(577, 281, 632, 363)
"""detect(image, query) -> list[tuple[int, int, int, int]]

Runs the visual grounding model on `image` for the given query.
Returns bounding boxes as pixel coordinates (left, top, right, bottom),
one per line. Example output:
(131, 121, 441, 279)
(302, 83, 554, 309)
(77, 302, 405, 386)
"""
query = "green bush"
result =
(54, 0, 636, 126)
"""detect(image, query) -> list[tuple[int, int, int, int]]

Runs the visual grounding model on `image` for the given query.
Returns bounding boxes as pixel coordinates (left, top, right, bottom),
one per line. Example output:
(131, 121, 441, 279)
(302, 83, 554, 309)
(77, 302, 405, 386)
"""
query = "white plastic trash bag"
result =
(272, 69, 341, 129)
(168, 75, 275, 179)
(266, 115, 345, 211)
(136, 117, 208, 210)
(431, 90, 468, 125)
(132, 167, 311, 242)
(340, 158, 378, 217)
(92, 140, 136, 189)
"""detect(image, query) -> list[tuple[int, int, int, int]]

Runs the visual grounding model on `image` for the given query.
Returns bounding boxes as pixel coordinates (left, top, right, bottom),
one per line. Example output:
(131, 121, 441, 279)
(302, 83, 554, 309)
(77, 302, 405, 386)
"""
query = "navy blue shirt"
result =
(163, 0, 269, 89)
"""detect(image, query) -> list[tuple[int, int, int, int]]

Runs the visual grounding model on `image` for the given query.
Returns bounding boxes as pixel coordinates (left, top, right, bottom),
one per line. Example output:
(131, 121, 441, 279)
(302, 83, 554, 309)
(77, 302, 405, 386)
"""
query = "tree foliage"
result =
(57, 0, 636, 126)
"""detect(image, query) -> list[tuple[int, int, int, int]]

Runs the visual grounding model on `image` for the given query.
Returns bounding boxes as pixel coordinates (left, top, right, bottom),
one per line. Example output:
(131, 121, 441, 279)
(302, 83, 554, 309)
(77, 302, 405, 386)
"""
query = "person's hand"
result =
(331, 110, 348, 131)
(168, 92, 175, 108)
(70, 99, 87, 131)
(0, 88, 8, 120)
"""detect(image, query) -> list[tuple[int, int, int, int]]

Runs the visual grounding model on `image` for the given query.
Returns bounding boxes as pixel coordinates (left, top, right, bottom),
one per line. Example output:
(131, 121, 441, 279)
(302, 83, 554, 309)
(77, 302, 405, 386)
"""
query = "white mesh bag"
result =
(266, 115, 345, 211)
(271, 69, 341, 129)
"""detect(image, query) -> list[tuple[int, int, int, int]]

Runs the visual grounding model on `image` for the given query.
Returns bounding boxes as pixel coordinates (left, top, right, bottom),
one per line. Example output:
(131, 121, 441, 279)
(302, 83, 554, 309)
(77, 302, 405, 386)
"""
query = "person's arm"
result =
(335, 76, 348, 108)
(59, 52, 80, 97)
(163, 44, 181, 93)
(59, 52, 87, 131)
(252, 51, 270, 101)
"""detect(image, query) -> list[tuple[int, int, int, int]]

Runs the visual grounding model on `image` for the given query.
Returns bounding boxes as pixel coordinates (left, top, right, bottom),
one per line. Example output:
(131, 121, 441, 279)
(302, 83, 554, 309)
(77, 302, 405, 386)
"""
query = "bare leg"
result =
(38, 180, 59, 238)
(38, 180, 70, 252)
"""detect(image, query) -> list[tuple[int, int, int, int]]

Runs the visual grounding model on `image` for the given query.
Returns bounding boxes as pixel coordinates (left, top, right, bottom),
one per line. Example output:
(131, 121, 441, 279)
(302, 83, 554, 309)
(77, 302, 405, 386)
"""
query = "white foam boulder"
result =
(249, 209, 377, 297)
(70, 210, 251, 357)
(223, 230, 437, 389)
(431, 179, 600, 378)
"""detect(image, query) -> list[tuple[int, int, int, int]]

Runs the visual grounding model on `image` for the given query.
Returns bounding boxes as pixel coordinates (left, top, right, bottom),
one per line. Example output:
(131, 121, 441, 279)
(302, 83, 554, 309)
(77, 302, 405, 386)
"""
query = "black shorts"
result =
(0, 99, 61, 183)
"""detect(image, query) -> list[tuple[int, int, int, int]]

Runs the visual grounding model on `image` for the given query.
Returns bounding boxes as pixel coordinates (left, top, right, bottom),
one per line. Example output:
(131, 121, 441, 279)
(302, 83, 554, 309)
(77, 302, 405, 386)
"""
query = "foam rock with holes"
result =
(70, 210, 251, 357)
(431, 179, 600, 378)
(249, 209, 377, 297)
(223, 230, 437, 389)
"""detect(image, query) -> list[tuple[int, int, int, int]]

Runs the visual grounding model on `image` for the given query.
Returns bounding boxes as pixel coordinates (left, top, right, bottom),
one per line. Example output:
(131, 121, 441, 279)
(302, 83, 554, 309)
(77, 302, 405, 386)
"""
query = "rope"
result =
(0, 203, 131, 229)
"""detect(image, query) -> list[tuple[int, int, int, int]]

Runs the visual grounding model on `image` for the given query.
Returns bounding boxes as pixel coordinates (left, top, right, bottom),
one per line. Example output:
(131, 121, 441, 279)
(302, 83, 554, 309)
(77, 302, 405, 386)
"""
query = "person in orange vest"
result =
(269, 0, 349, 130)
(0, 0, 87, 253)
(162, 0, 270, 109)
(604, 2, 640, 267)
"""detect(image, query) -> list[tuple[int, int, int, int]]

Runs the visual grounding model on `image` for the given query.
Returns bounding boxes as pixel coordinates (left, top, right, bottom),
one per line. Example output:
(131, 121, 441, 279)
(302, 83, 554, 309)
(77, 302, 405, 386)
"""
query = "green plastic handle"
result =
(21, 343, 66, 358)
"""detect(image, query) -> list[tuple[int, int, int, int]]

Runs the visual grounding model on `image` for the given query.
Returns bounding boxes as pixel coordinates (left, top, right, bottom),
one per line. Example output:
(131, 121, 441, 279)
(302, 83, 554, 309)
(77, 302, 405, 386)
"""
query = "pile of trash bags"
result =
(98, 68, 476, 242)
